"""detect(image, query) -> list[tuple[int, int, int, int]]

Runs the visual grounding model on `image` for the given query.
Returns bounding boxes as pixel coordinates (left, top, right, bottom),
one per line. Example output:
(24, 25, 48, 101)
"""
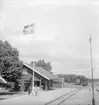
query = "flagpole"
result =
(32, 22, 35, 95)
(89, 35, 95, 105)
(32, 68, 34, 95)
(23, 22, 35, 95)
(32, 34, 35, 95)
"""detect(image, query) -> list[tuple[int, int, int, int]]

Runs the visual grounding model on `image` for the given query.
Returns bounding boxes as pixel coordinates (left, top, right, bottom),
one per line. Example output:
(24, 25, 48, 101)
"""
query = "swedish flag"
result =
(23, 23, 35, 34)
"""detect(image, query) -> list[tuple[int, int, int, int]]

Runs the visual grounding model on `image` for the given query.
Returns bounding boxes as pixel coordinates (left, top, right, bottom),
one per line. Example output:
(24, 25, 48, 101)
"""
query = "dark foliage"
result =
(31, 59, 52, 72)
(0, 40, 23, 91)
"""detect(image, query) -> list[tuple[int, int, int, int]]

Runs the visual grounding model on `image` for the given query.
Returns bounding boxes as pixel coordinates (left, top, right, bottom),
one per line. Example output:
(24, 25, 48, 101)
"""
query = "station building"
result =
(18, 62, 56, 92)
(74, 76, 84, 85)
(74, 76, 88, 86)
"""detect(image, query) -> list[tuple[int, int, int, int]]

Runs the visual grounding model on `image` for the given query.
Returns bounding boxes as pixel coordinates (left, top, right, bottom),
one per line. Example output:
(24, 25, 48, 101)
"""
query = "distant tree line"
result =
(56, 74, 88, 83)
(88, 78, 99, 82)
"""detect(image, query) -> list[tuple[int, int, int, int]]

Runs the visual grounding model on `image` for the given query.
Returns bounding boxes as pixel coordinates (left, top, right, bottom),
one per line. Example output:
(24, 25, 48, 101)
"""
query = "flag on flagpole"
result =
(23, 23, 35, 35)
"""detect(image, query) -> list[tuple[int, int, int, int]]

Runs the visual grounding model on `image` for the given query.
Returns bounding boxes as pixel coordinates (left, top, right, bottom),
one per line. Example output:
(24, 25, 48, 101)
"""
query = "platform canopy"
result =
(0, 76, 7, 84)
(23, 63, 57, 80)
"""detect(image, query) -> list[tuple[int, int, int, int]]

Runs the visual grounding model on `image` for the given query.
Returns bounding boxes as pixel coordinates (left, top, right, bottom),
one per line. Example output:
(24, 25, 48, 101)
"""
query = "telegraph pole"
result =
(89, 35, 95, 105)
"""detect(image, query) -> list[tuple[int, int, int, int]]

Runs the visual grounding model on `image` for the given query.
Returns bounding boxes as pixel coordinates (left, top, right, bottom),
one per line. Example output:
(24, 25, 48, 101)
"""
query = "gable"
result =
(23, 63, 56, 80)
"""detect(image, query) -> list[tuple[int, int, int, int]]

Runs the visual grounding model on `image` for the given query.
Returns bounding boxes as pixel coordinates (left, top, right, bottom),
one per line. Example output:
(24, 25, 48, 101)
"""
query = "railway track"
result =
(44, 87, 85, 105)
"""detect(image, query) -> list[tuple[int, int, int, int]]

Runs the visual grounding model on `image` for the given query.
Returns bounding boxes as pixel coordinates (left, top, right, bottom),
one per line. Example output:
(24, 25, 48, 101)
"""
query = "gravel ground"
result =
(0, 88, 76, 105)
(62, 86, 99, 105)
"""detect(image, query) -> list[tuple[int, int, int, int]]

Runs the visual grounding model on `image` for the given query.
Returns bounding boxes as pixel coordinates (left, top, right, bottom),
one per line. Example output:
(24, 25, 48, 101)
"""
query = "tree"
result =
(0, 40, 23, 91)
(56, 73, 88, 84)
(35, 59, 52, 72)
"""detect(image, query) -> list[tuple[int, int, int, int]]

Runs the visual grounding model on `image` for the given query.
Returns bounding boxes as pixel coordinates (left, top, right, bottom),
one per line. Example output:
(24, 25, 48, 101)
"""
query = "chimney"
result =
(30, 61, 36, 68)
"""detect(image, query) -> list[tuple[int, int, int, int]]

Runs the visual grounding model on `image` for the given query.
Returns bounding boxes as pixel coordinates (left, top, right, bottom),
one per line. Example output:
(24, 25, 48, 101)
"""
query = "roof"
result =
(0, 76, 7, 84)
(74, 76, 85, 81)
(23, 63, 56, 80)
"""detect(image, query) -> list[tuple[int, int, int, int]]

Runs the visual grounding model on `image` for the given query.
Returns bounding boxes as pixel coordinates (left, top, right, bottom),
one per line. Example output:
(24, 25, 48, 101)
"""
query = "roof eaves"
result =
(23, 63, 50, 80)
(0, 76, 7, 84)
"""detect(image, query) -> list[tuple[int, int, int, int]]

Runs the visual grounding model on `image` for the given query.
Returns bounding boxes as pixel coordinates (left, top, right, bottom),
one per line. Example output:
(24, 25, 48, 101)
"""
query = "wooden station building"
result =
(18, 62, 56, 92)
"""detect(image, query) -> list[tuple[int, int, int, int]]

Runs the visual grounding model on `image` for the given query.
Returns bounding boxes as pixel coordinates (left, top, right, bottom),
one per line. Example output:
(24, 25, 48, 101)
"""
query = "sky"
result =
(0, 0, 99, 78)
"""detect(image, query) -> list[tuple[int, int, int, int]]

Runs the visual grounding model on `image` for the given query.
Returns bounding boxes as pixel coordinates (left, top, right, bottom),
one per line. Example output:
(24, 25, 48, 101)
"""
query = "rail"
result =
(44, 87, 85, 105)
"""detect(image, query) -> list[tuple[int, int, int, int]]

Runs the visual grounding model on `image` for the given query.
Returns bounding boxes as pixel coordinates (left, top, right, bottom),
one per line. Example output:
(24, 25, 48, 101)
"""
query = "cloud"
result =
(1, 0, 99, 78)
(12, 0, 93, 6)
(51, 61, 91, 77)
